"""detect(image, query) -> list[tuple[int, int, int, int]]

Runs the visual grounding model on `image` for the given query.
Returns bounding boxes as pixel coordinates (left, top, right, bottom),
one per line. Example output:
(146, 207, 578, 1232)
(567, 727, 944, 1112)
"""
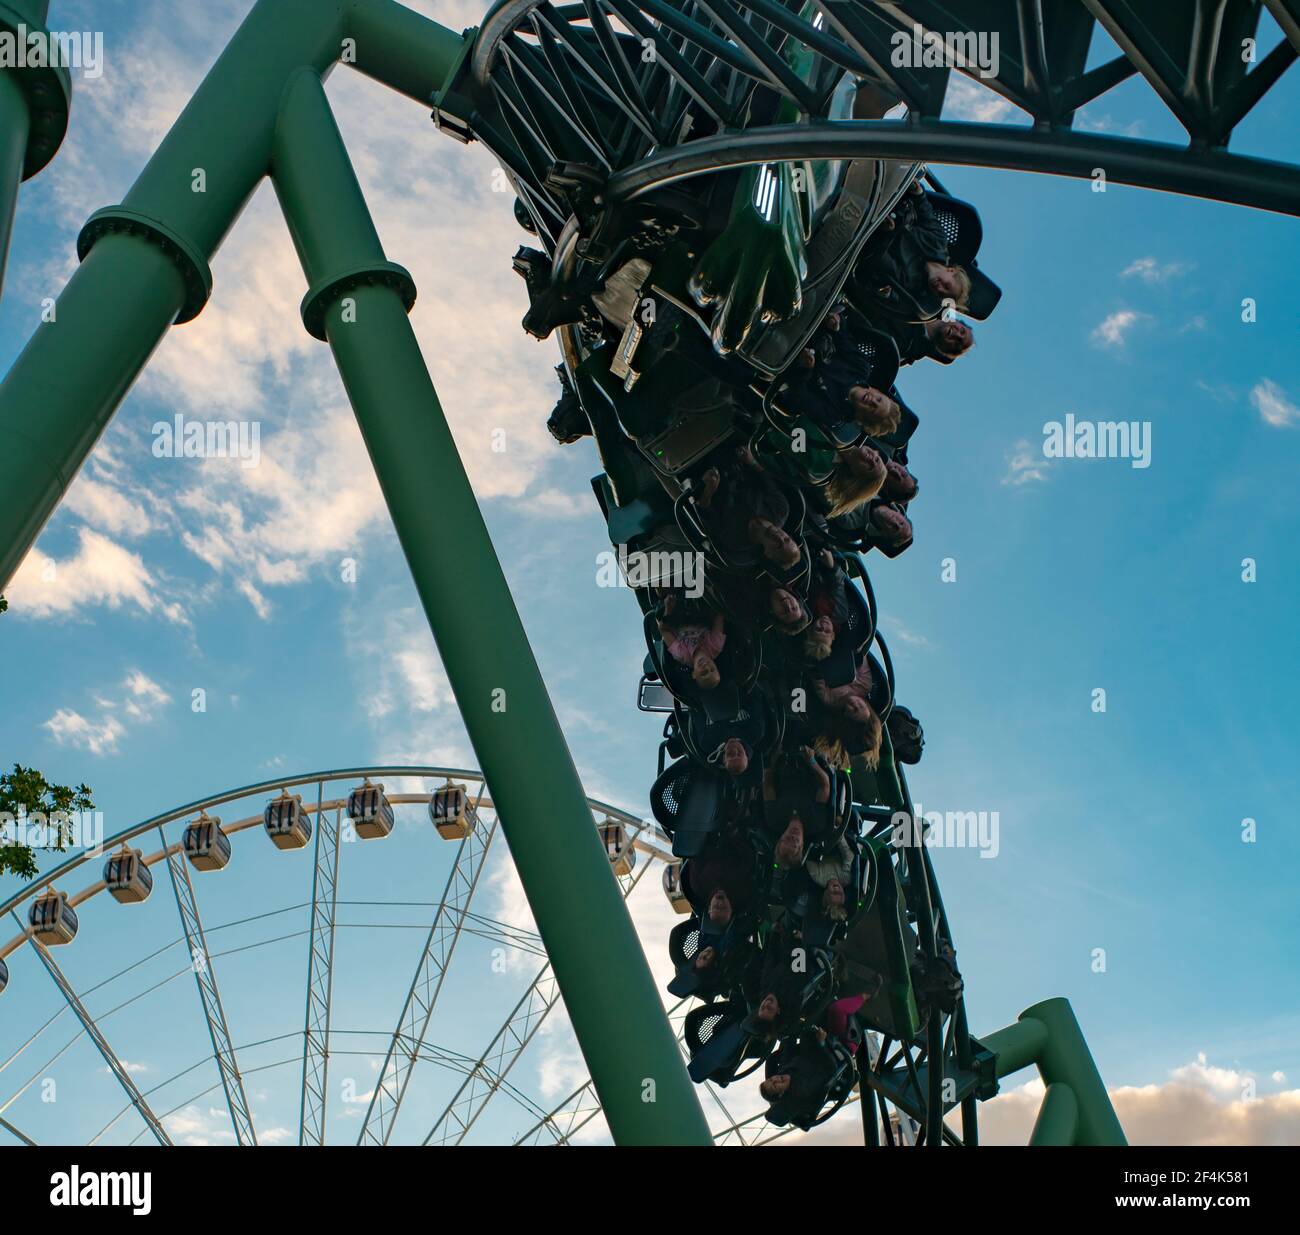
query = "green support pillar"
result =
(0, 0, 70, 304)
(982, 998, 1125, 1146)
(1021, 997, 1126, 1146)
(0, 66, 29, 296)
(269, 68, 710, 1146)
(1029, 1082, 1079, 1147)
(0, 0, 464, 589)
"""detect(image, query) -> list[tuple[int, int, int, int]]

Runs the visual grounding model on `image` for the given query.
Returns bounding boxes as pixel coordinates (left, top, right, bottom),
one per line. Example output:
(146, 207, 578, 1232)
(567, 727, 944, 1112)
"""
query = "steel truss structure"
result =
(1, 0, 1291, 1146)
(160, 833, 258, 1146)
(452, 0, 1300, 236)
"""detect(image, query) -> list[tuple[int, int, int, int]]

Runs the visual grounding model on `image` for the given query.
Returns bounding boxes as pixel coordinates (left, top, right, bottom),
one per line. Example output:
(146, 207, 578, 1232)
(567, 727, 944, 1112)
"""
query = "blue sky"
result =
(1, 0, 1298, 1145)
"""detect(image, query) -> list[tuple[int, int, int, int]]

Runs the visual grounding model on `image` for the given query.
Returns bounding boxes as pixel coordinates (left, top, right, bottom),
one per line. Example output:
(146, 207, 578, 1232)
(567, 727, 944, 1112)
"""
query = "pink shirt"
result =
(666, 624, 726, 666)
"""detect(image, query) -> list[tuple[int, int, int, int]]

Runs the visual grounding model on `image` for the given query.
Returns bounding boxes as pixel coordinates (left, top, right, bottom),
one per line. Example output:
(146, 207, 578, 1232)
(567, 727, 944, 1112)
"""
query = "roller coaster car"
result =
(645, 610, 762, 721)
(683, 683, 777, 774)
(680, 137, 920, 375)
(851, 190, 1001, 326)
(665, 915, 758, 1001)
(585, 296, 753, 478)
(888, 705, 925, 765)
(925, 192, 1001, 321)
(685, 999, 767, 1086)
(762, 1032, 858, 1131)
(835, 834, 923, 1042)
(766, 319, 902, 453)
(762, 750, 845, 846)
(555, 155, 925, 483)
(637, 673, 675, 715)
(650, 756, 727, 859)
(812, 578, 876, 690)
(0, 956, 7, 996)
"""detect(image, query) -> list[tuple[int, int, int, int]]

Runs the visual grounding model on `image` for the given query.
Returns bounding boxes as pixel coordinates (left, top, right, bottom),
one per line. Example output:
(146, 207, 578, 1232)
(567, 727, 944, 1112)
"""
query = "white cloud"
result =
(1075, 112, 1145, 139)
(164, 1104, 239, 1146)
(799, 1053, 1300, 1146)
(42, 670, 173, 755)
(1091, 309, 1146, 348)
(340, 602, 467, 768)
(15, 7, 586, 633)
(943, 74, 1020, 123)
(883, 616, 932, 648)
(64, 474, 155, 538)
(42, 708, 127, 757)
(122, 670, 171, 721)
(1121, 256, 1190, 283)
(1249, 379, 1300, 428)
(6, 528, 179, 621)
(1001, 438, 1052, 486)
(522, 488, 590, 519)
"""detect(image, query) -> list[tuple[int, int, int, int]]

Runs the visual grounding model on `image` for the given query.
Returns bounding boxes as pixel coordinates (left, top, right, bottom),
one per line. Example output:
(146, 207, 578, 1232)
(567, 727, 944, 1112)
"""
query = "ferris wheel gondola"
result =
(29, 889, 78, 947)
(183, 813, 231, 872)
(104, 846, 154, 904)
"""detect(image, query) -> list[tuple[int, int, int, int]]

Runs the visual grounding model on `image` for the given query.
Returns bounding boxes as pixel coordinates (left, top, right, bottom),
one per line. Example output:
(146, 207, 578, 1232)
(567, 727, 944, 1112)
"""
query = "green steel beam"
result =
(0, 0, 465, 590)
(983, 1016, 1049, 1080)
(269, 67, 709, 1145)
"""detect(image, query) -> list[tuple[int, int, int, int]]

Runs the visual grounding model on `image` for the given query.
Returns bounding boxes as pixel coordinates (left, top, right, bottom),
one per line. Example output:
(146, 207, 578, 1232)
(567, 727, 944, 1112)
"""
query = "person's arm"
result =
(907, 190, 949, 263)
(808, 752, 831, 804)
(834, 835, 854, 883)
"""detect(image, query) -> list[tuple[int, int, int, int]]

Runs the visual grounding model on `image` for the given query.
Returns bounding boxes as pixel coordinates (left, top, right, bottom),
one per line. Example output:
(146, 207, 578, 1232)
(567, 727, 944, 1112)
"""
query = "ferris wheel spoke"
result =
(423, 964, 562, 1146)
(357, 796, 499, 1146)
(0, 1112, 36, 1146)
(425, 855, 654, 1146)
(8, 908, 172, 1146)
(299, 784, 342, 1146)
(513, 1077, 600, 1145)
(159, 829, 256, 1147)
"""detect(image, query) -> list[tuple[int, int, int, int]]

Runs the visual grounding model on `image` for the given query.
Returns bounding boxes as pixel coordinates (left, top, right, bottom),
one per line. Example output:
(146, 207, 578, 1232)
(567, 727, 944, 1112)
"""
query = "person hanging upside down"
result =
(658, 601, 727, 691)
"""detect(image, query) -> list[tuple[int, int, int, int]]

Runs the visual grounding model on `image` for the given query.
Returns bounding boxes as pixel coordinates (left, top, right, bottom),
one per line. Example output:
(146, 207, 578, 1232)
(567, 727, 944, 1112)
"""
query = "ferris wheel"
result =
(0, 765, 898, 1147)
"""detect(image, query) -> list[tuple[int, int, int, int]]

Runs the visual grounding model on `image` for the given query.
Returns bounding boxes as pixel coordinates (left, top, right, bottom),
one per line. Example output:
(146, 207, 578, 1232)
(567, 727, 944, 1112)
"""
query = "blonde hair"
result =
(856, 394, 901, 439)
(813, 734, 850, 772)
(822, 888, 849, 922)
(824, 453, 886, 518)
(802, 629, 833, 661)
(949, 265, 972, 309)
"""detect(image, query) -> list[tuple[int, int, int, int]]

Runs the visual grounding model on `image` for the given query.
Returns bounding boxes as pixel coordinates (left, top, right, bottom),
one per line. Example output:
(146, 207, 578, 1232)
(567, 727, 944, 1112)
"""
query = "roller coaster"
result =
(1, 0, 1296, 1146)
